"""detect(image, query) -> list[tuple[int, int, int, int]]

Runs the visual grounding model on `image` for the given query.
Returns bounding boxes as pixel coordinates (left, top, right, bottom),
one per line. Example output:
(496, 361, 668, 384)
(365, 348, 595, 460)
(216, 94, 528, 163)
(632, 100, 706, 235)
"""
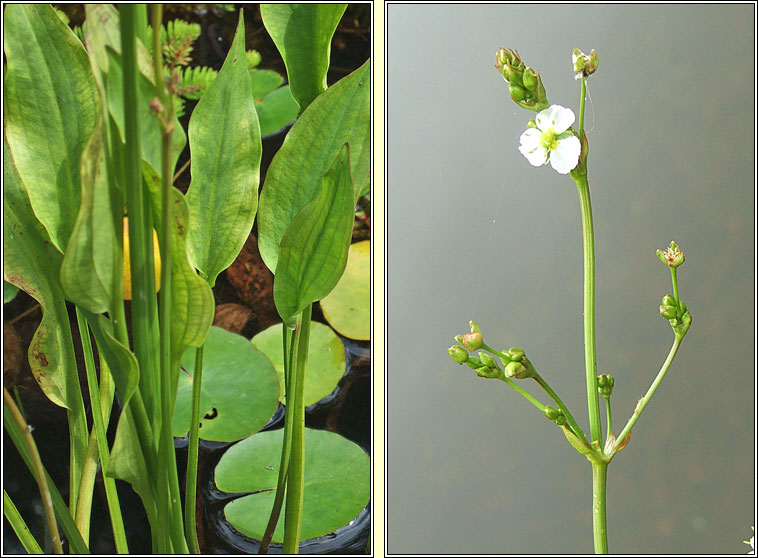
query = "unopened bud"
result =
(448, 346, 468, 364)
(465, 356, 483, 369)
(509, 84, 527, 102)
(507, 347, 525, 362)
(479, 352, 497, 368)
(522, 67, 538, 93)
(459, 331, 482, 351)
(597, 374, 615, 398)
(660, 305, 677, 320)
(543, 405, 561, 420)
(662, 294, 676, 307)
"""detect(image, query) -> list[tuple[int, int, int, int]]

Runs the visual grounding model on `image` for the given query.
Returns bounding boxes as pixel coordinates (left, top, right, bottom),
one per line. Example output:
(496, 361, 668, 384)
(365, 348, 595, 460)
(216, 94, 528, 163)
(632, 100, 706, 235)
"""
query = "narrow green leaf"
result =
(4, 4, 100, 252)
(173, 327, 279, 442)
(273, 145, 355, 325)
(60, 114, 120, 314)
(258, 60, 370, 272)
(186, 11, 261, 287)
(83, 313, 156, 521)
(144, 165, 215, 371)
(260, 4, 346, 112)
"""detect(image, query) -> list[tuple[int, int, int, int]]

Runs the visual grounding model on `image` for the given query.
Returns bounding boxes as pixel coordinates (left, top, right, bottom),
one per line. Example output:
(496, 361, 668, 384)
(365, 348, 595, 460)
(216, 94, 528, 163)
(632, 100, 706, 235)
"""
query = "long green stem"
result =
(283, 305, 313, 554)
(260, 325, 296, 554)
(670, 267, 680, 306)
(4, 490, 44, 554)
(185, 345, 204, 554)
(613, 336, 682, 451)
(4, 389, 63, 554)
(576, 176, 601, 445)
(605, 397, 612, 437)
(499, 376, 545, 412)
(592, 462, 608, 553)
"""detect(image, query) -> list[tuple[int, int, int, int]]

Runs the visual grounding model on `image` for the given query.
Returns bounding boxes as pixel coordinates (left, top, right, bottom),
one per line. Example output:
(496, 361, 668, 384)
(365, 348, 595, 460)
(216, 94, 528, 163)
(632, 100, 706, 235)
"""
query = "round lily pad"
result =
(173, 326, 280, 442)
(251, 321, 345, 406)
(320, 240, 370, 340)
(215, 427, 370, 543)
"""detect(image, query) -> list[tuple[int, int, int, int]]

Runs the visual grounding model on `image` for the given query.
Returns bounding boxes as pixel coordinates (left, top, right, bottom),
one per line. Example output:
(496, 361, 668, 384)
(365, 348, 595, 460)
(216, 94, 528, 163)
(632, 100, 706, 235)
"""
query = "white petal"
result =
(519, 129, 548, 166)
(535, 105, 560, 131)
(548, 135, 581, 174)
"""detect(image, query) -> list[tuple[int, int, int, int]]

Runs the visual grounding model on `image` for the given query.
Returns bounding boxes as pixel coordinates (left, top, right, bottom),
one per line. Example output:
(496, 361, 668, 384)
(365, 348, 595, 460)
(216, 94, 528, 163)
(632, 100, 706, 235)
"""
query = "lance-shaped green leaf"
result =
(258, 60, 370, 272)
(59, 114, 120, 313)
(273, 144, 355, 325)
(4, 3, 100, 252)
(4, 141, 77, 409)
(260, 4, 346, 113)
(187, 11, 261, 287)
(83, 312, 155, 521)
(144, 165, 214, 372)
(4, 138, 89, 511)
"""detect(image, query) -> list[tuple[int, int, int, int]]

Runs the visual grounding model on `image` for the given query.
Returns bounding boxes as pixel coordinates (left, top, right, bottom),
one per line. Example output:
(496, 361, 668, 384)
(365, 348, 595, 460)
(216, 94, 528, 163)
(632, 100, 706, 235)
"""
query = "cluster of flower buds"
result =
(656, 241, 685, 269)
(448, 322, 503, 379)
(659, 294, 692, 334)
(597, 374, 615, 399)
(495, 48, 550, 112)
(543, 405, 567, 426)
(572, 48, 599, 79)
(499, 346, 536, 379)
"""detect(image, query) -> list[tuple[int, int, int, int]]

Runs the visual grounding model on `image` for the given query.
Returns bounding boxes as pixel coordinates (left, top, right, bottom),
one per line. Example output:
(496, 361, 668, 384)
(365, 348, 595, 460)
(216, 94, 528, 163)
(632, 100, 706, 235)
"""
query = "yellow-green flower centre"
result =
(540, 129, 558, 150)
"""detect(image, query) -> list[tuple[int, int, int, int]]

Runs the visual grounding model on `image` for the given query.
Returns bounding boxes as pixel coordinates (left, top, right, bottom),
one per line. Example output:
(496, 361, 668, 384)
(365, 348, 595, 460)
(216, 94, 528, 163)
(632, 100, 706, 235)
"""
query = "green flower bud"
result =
(526, 118, 537, 128)
(498, 351, 512, 366)
(479, 352, 497, 368)
(597, 374, 615, 398)
(572, 48, 585, 73)
(460, 331, 483, 351)
(673, 309, 692, 338)
(448, 346, 468, 364)
(656, 241, 685, 268)
(509, 84, 527, 102)
(660, 305, 677, 320)
(465, 356, 483, 369)
(508, 347, 525, 361)
(495, 48, 510, 73)
(543, 405, 561, 420)
(589, 49, 599, 73)
(554, 414, 567, 426)
(469, 320, 481, 334)
(522, 66, 538, 93)
(504, 361, 526, 378)
(662, 294, 676, 307)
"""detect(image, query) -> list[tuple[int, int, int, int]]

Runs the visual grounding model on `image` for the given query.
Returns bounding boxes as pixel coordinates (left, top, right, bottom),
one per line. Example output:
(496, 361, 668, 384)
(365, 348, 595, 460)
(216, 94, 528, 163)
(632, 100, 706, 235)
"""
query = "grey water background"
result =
(386, 4, 755, 554)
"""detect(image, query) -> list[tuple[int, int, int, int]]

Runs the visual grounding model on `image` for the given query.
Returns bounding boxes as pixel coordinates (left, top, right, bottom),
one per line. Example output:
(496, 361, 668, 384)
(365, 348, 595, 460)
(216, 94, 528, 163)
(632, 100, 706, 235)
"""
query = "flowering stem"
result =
(605, 397, 612, 437)
(592, 462, 608, 554)
(532, 373, 589, 447)
(498, 376, 546, 412)
(575, 174, 602, 445)
(612, 336, 682, 451)
(578, 77, 587, 140)
(670, 267, 680, 306)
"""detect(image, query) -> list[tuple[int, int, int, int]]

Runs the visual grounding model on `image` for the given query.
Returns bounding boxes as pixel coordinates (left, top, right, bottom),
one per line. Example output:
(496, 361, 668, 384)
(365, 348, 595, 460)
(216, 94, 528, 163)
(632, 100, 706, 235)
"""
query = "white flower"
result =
(518, 105, 581, 174)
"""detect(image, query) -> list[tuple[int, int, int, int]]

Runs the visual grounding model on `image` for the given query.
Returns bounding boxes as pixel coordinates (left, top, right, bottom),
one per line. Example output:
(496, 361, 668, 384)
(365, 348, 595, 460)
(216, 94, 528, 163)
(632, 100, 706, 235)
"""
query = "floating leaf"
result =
(320, 241, 370, 341)
(258, 60, 370, 273)
(260, 4, 346, 112)
(257, 85, 299, 137)
(173, 326, 279, 442)
(186, 10, 261, 287)
(215, 428, 369, 543)
(251, 322, 345, 406)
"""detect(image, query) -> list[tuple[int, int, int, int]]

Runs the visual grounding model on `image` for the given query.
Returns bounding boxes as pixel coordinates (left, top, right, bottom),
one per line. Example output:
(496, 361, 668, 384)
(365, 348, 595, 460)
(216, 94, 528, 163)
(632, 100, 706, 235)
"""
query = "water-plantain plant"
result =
(3, 3, 369, 554)
(447, 47, 692, 554)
